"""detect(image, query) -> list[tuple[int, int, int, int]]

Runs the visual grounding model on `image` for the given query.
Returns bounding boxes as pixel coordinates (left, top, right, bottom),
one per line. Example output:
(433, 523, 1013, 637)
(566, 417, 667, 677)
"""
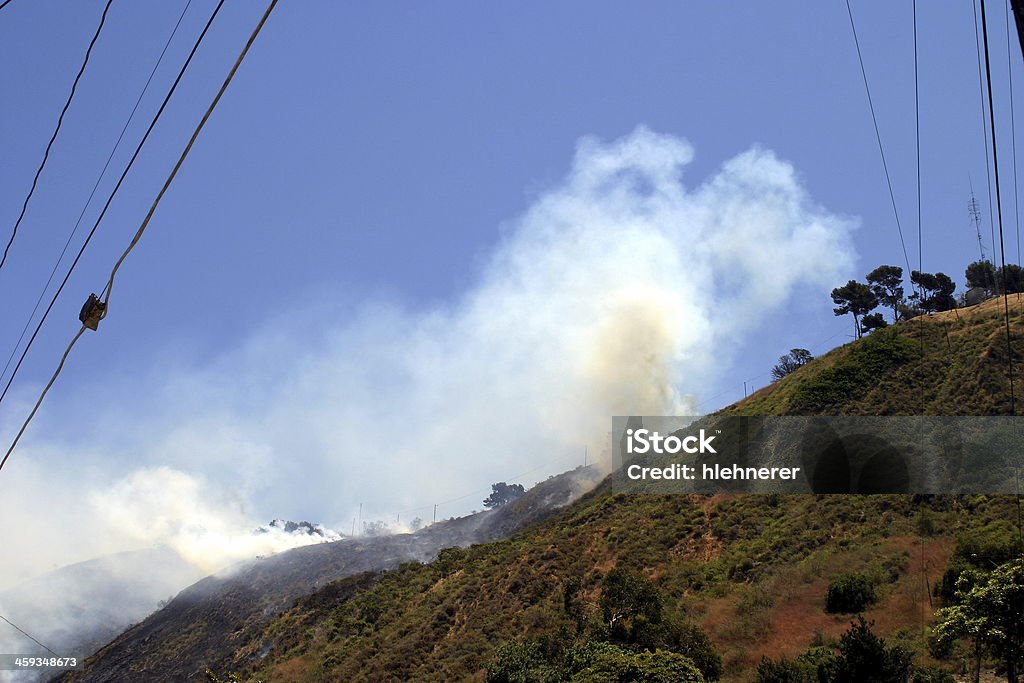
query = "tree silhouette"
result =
(966, 259, 998, 291)
(483, 482, 525, 509)
(866, 265, 905, 322)
(999, 264, 1024, 294)
(831, 280, 877, 338)
(771, 348, 813, 381)
(911, 271, 956, 312)
(860, 312, 888, 334)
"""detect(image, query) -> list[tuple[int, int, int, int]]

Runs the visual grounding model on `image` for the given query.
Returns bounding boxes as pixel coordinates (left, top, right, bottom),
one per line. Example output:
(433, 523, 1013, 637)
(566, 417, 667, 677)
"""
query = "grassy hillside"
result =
(237, 491, 1017, 682)
(71, 298, 1024, 682)
(730, 296, 1024, 416)
(186, 300, 1023, 682)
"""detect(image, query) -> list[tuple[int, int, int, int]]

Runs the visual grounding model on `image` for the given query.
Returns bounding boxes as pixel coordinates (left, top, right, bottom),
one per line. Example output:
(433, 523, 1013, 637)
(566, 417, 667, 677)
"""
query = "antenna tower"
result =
(969, 190, 987, 260)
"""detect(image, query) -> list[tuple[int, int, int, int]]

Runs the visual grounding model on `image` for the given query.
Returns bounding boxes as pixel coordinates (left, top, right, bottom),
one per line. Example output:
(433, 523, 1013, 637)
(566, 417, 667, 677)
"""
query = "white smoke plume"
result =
(93, 467, 341, 573)
(0, 127, 855, 598)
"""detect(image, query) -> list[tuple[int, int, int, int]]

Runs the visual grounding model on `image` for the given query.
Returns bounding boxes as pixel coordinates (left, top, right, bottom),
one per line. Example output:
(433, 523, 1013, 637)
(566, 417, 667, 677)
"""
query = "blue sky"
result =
(0, 1, 1020, 573)
(0, 1, 1014, 407)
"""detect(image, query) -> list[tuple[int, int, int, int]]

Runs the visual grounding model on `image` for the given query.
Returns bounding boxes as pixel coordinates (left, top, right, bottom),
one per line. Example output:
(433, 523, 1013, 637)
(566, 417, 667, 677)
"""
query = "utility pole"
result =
(584, 445, 587, 467)
(743, 381, 748, 398)
(358, 502, 362, 537)
(433, 503, 437, 524)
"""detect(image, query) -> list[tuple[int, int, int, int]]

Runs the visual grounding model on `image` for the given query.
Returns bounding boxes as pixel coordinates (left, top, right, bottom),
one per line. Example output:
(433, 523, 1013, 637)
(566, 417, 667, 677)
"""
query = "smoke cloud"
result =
(0, 128, 855, 605)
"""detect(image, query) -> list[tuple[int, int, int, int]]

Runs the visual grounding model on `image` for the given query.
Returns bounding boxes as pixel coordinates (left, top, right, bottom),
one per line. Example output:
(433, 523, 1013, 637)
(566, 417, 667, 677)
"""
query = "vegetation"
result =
(786, 326, 920, 414)
(485, 639, 705, 682)
(738, 296, 1024, 417)
(485, 482, 527, 509)
(770, 349, 813, 381)
(824, 572, 878, 614)
(860, 311, 888, 334)
(831, 280, 877, 338)
(910, 270, 956, 313)
(965, 258, 1024, 295)
(755, 618, 910, 683)
(934, 560, 1024, 683)
(966, 259, 999, 291)
(75, 290, 1024, 682)
(831, 264, 967, 339)
(867, 265, 905, 323)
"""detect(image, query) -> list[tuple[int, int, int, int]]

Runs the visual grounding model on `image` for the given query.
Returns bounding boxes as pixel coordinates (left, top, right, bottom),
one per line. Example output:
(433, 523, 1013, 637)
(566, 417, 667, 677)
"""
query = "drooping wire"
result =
(0, 613, 58, 657)
(980, 0, 1017, 415)
(100, 0, 279, 310)
(0, 0, 194, 390)
(1007, 0, 1022, 272)
(977, 0, 1001, 266)
(0, 0, 280, 473)
(913, 0, 932, 421)
(911, 0, 931, 626)
(0, 0, 114, 273)
(844, 0, 916, 290)
(0, 329, 84, 473)
(0, 0, 227, 410)
(914, 0, 923, 276)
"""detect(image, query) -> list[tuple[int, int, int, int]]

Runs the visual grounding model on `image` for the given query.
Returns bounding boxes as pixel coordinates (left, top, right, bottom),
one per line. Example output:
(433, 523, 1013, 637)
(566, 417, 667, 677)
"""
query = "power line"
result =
(0, 0, 14, 12)
(0, 0, 227, 410)
(0, 613, 58, 657)
(0, 0, 279, 472)
(976, 0, 1001, 266)
(100, 0, 279, 309)
(979, 0, 1017, 415)
(914, 0, 922, 275)
(0, 0, 114, 274)
(0, 0, 194, 390)
(693, 325, 852, 413)
(0, 329, 83, 472)
(1007, 0, 1022, 270)
(844, 0, 916, 288)
(913, 0, 926, 418)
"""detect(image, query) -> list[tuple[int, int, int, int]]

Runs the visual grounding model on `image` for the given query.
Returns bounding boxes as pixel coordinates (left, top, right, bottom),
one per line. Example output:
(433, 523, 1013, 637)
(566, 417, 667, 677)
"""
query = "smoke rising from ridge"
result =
(0, 128, 855, 594)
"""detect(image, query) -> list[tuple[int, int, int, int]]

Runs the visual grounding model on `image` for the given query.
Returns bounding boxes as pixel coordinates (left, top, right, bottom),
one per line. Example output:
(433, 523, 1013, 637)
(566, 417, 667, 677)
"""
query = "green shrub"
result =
(790, 328, 919, 412)
(632, 615, 722, 681)
(565, 642, 704, 683)
(911, 666, 955, 683)
(754, 655, 814, 683)
(600, 568, 663, 631)
(833, 617, 911, 683)
(825, 572, 878, 614)
(485, 639, 559, 683)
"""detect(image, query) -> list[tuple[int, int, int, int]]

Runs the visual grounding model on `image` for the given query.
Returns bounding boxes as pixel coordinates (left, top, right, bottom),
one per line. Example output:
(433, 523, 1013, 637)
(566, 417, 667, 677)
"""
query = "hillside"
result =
(729, 296, 1024, 417)
(62, 299, 1024, 682)
(55, 468, 601, 683)
(0, 547, 201, 683)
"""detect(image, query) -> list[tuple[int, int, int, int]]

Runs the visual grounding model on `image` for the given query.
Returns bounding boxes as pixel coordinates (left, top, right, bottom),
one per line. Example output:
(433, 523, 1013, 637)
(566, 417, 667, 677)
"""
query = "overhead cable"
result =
(0, 0, 194, 388)
(0, 0, 279, 472)
(979, 0, 1017, 415)
(0, 0, 227, 409)
(0, 0, 114, 273)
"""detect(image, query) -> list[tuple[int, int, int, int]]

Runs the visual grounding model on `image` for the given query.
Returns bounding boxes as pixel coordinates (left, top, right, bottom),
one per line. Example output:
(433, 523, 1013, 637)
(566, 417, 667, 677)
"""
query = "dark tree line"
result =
(965, 259, 1024, 294)
(483, 482, 525, 509)
(830, 265, 960, 339)
(771, 348, 813, 381)
(769, 258, 1023, 384)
